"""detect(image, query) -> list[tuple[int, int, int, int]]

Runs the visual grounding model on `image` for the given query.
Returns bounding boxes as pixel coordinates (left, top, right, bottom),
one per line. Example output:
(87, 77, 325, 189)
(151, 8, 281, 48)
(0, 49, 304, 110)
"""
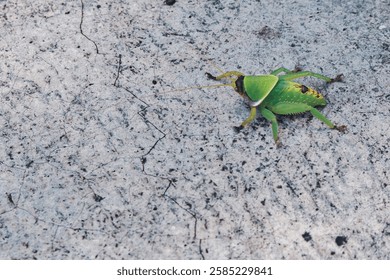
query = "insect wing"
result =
(244, 75, 278, 106)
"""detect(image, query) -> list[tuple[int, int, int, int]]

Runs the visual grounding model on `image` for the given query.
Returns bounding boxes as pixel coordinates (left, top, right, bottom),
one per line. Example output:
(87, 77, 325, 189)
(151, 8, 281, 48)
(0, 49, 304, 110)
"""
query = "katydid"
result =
(205, 67, 345, 143)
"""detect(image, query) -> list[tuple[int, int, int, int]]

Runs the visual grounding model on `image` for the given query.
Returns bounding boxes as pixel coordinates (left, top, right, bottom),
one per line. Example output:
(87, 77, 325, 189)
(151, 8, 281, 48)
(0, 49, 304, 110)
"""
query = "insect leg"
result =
(271, 103, 335, 128)
(270, 67, 295, 75)
(259, 107, 279, 142)
(279, 71, 333, 83)
(308, 107, 335, 128)
(240, 107, 257, 127)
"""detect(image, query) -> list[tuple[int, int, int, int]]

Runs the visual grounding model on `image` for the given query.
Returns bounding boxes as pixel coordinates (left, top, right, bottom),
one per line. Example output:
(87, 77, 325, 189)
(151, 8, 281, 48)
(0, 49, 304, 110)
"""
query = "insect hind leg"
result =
(279, 71, 333, 83)
(271, 103, 335, 128)
(270, 67, 295, 75)
(270, 66, 304, 75)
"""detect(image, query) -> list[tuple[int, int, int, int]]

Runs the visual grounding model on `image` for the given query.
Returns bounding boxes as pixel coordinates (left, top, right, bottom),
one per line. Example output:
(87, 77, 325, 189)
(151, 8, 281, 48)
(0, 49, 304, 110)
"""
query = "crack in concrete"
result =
(162, 180, 199, 240)
(120, 86, 167, 164)
(113, 54, 122, 87)
(114, 80, 203, 254)
(79, 0, 99, 54)
(117, 84, 204, 256)
(198, 239, 205, 260)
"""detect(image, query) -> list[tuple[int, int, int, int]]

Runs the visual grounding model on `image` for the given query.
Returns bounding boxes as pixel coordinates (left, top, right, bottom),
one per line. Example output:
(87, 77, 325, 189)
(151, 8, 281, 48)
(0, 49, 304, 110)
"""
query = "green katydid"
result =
(203, 67, 345, 143)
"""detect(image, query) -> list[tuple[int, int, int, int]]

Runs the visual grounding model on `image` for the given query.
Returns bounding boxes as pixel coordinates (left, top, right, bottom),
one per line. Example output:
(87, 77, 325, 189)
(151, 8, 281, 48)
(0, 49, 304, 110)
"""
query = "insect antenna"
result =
(161, 59, 238, 94)
(208, 61, 225, 74)
(206, 61, 237, 84)
(163, 82, 235, 94)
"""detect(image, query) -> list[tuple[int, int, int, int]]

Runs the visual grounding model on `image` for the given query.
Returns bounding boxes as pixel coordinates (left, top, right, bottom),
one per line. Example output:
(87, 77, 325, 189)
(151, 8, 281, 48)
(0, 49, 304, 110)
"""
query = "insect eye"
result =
(235, 76, 245, 94)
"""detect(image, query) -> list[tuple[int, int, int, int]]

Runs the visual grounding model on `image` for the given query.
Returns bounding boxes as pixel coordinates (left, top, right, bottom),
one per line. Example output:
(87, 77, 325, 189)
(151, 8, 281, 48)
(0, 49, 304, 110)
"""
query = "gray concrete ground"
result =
(0, 0, 389, 259)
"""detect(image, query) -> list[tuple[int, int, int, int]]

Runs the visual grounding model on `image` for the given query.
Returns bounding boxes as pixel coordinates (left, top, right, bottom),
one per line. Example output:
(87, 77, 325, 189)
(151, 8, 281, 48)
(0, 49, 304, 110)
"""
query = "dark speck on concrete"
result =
(165, 0, 176, 6)
(93, 194, 105, 202)
(302, 232, 312, 242)
(335, 236, 348, 246)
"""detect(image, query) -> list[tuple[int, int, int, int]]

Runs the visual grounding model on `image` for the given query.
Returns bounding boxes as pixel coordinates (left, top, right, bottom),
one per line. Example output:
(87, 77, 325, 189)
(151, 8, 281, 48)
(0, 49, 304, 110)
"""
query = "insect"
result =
(204, 67, 345, 143)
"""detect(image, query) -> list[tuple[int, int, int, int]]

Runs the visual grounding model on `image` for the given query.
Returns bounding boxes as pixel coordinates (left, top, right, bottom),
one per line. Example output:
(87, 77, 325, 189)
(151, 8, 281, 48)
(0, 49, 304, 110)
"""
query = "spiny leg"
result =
(279, 71, 332, 82)
(259, 107, 279, 142)
(279, 71, 343, 84)
(270, 67, 296, 75)
(271, 103, 335, 128)
(310, 107, 348, 131)
(309, 107, 335, 128)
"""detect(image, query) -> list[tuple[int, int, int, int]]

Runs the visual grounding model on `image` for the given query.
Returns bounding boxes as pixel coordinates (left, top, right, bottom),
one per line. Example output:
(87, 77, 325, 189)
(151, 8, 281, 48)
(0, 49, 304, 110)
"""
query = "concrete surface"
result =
(0, 0, 389, 259)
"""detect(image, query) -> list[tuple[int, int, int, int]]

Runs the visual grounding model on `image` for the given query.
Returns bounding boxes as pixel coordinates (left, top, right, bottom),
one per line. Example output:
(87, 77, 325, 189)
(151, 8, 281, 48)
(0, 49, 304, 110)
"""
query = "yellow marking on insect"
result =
(293, 84, 323, 99)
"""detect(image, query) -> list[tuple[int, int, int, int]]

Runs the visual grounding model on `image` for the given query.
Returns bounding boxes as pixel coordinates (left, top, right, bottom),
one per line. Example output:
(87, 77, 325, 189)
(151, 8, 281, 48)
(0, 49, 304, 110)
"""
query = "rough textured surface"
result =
(0, 0, 389, 259)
